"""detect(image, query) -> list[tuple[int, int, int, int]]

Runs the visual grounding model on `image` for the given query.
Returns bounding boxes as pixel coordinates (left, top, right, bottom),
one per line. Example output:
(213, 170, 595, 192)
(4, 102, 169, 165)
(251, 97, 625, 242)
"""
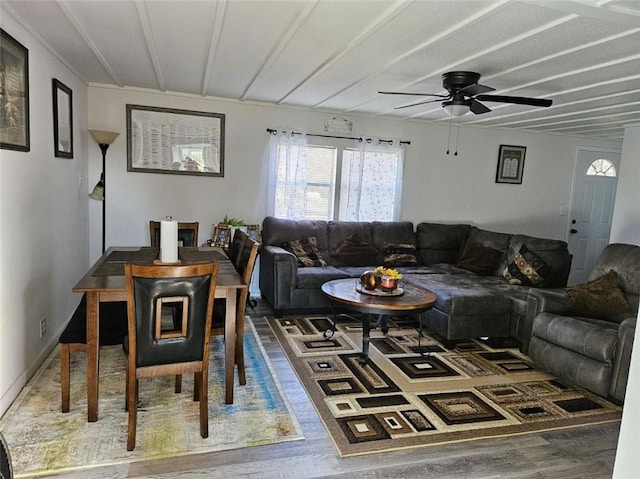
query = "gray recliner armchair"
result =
(526, 243, 640, 402)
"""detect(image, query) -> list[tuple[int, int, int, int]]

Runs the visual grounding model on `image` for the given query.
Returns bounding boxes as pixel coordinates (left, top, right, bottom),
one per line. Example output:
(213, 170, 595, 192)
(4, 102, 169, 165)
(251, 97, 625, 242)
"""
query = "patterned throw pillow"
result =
(565, 270, 632, 322)
(502, 243, 550, 286)
(282, 236, 327, 267)
(332, 233, 379, 266)
(383, 243, 418, 267)
(456, 240, 502, 276)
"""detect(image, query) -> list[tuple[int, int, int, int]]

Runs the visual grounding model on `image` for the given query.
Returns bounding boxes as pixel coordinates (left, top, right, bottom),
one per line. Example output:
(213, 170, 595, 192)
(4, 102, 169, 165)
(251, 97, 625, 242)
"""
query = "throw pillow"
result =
(565, 270, 632, 322)
(502, 243, 550, 286)
(282, 236, 327, 267)
(332, 233, 378, 266)
(456, 240, 502, 276)
(382, 242, 418, 267)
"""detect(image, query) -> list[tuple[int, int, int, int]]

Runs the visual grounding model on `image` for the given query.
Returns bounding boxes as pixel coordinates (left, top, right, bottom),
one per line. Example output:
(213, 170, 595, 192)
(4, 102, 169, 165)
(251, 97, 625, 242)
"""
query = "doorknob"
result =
(570, 228, 578, 234)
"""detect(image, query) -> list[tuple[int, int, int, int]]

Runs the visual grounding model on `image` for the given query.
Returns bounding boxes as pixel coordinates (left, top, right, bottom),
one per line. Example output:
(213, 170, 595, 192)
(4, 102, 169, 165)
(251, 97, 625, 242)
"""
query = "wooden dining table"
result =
(72, 246, 247, 422)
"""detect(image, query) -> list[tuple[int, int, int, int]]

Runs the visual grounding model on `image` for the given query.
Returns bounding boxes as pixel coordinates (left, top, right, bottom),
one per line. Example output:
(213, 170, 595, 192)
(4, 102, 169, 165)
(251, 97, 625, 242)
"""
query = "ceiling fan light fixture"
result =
(442, 99, 471, 117)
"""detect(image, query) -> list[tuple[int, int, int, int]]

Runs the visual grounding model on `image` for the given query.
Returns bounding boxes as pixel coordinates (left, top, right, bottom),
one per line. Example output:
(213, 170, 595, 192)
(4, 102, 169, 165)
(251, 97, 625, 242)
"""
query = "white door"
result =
(567, 148, 620, 285)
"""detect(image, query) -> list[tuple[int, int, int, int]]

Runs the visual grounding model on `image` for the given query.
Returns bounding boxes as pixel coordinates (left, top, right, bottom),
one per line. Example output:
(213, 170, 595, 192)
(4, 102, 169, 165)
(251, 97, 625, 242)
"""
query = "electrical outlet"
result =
(39, 316, 47, 338)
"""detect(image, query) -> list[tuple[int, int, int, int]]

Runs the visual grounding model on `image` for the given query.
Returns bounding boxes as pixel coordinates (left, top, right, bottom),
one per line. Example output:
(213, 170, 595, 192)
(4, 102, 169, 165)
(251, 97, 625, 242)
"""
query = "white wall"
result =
(610, 125, 640, 246)
(0, 10, 89, 414)
(88, 84, 621, 262)
(611, 124, 640, 478)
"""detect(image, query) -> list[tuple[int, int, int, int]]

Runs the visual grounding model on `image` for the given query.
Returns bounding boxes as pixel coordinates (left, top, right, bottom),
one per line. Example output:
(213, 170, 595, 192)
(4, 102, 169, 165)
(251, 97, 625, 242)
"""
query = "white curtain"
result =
(340, 137, 404, 221)
(267, 130, 309, 219)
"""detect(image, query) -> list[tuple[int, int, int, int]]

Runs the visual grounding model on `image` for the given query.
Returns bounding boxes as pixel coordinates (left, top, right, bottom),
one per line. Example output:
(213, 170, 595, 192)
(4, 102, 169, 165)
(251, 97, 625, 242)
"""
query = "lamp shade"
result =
(89, 179, 104, 201)
(442, 100, 471, 117)
(89, 129, 119, 145)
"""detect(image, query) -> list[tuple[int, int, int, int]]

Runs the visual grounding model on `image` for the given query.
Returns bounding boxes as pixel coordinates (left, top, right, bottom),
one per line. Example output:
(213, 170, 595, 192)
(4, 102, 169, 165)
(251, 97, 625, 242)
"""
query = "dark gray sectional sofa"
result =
(259, 216, 572, 354)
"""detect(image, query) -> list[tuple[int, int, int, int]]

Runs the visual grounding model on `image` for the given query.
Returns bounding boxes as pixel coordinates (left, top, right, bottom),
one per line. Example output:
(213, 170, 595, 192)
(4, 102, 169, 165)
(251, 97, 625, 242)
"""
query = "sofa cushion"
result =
(532, 312, 619, 362)
(508, 234, 571, 287)
(456, 240, 502, 276)
(416, 223, 471, 265)
(282, 237, 328, 267)
(297, 266, 351, 288)
(331, 232, 379, 266)
(503, 243, 550, 286)
(382, 242, 418, 267)
(467, 227, 511, 271)
(565, 270, 632, 323)
(371, 221, 415, 252)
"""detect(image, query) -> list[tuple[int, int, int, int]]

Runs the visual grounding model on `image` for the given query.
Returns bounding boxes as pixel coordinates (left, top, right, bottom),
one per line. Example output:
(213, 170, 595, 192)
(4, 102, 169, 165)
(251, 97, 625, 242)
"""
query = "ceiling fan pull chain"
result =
(446, 111, 454, 155)
(454, 116, 461, 156)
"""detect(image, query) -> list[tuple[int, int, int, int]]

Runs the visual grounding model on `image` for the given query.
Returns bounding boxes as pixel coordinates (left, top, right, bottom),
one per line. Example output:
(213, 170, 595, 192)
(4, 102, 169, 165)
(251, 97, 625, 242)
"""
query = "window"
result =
(268, 131, 404, 221)
(586, 158, 616, 177)
(273, 143, 336, 220)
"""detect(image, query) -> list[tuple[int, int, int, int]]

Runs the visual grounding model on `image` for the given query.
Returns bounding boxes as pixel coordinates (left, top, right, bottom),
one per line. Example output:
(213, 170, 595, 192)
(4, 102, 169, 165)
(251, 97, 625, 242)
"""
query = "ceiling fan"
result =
(379, 71, 552, 117)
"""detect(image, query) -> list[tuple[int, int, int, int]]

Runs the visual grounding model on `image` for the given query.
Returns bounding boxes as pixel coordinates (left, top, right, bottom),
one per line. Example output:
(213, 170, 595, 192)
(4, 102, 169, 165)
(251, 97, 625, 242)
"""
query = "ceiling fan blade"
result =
(470, 99, 491, 114)
(475, 94, 552, 107)
(394, 97, 447, 109)
(459, 83, 495, 96)
(378, 91, 450, 98)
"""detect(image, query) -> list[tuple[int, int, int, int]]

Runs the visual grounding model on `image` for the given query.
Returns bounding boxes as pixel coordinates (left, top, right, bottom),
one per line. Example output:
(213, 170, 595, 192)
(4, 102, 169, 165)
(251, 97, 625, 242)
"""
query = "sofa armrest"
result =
(519, 288, 572, 355)
(259, 245, 298, 313)
(610, 317, 637, 401)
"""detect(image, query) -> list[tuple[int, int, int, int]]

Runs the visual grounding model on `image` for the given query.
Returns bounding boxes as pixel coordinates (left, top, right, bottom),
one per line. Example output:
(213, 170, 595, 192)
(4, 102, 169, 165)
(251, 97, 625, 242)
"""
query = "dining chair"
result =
(59, 294, 129, 413)
(149, 221, 199, 247)
(213, 234, 259, 385)
(123, 261, 218, 451)
(226, 228, 248, 270)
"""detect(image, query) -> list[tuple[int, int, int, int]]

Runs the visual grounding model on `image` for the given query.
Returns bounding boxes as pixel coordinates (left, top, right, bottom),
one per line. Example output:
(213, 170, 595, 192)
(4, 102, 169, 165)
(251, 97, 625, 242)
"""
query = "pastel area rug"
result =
(268, 315, 622, 458)
(0, 317, 303, 477)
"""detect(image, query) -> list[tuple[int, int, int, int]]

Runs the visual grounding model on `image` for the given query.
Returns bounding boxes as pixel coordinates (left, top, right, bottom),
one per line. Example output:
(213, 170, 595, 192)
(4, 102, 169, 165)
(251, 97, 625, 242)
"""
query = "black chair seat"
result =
(59, 295, 128, 346)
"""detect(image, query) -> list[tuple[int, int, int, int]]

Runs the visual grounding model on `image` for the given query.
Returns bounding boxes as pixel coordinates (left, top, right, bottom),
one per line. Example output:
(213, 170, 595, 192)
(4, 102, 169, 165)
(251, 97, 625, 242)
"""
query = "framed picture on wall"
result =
(52, 79, 73, 158)
(127, 104, 225, 177)
(0, 29, 30, 152)
(496, 145, 526, 184)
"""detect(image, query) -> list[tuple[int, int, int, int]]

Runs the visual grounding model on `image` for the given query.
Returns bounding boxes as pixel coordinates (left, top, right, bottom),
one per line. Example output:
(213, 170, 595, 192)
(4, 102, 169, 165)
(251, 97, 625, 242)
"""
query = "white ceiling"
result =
(4, 0, 640, 141)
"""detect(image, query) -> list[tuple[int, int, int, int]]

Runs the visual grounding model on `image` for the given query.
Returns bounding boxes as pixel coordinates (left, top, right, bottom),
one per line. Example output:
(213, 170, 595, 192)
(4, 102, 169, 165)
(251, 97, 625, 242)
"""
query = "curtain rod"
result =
(266, 128, 410, 145)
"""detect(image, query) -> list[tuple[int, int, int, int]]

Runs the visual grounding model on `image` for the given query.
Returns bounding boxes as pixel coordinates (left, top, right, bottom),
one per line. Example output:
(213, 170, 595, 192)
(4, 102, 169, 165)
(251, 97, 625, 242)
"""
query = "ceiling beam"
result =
(58, 0, 124, 87)
(201, 0, 227, 97)
(135, 0, 165, 92)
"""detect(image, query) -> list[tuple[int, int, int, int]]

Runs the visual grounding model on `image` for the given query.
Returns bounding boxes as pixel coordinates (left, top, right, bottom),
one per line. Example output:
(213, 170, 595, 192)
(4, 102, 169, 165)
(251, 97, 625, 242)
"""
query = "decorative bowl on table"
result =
(359, 270, 380, 290)
(379, 275, 399, 292)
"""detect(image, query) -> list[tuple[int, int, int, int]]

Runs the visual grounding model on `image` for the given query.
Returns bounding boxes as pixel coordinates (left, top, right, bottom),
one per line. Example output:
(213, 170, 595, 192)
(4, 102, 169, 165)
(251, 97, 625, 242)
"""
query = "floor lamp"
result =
(88, 129, 120, 253)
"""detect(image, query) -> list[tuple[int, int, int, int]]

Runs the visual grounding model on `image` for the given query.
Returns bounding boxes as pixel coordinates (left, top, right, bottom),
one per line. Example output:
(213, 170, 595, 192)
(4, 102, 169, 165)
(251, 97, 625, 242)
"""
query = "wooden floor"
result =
(33, 300, 620, 479)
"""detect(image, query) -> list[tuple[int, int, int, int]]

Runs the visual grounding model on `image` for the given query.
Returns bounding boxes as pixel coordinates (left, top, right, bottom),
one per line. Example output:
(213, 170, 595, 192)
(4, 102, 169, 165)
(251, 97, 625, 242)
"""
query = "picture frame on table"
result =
(127, 104, 225, 177)
(496, 145, 526, 184)
(1, 29, 30, 152)
(52, 79, 73, 158)
(212, 224, 230, 247)
(246, 225, 261, 243)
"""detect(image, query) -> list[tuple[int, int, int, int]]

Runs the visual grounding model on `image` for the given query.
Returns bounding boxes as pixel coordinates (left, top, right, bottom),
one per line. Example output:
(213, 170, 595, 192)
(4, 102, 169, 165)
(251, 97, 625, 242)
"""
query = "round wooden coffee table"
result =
(321, 278, 437, 365)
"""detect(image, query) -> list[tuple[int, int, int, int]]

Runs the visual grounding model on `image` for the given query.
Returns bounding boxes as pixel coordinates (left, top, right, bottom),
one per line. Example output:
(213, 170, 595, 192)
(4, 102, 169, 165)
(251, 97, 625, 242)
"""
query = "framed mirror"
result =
(52, 79, 73, 158)
(127, 104, 225, 177)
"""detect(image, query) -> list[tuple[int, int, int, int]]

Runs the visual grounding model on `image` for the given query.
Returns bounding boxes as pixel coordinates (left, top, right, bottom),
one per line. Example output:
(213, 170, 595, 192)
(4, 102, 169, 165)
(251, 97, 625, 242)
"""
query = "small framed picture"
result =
(496, 145, 526, 184)
(246, 224, 261, 243)
(52, 78, 73, 158)
(212, 224, 230, 247)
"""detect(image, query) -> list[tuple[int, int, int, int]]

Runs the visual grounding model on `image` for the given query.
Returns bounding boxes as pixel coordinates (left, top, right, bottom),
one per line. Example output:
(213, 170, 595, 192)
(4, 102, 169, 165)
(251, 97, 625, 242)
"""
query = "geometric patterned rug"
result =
(267, 314, 622, 457)
(0, 317, 303, 478)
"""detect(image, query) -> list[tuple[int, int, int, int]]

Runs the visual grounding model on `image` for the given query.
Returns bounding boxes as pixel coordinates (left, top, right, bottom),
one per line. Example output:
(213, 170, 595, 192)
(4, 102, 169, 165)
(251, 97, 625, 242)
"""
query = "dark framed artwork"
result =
(0, 29, 29, 152)
(52, 79, 73, 158)
(496, 145, 526, 184)
(127, 104, 225, 177)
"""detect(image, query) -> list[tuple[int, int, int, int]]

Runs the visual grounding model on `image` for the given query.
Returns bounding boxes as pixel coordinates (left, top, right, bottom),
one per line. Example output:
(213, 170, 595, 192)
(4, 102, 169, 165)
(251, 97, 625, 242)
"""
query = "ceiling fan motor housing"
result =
(442, 71, 482, 92)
